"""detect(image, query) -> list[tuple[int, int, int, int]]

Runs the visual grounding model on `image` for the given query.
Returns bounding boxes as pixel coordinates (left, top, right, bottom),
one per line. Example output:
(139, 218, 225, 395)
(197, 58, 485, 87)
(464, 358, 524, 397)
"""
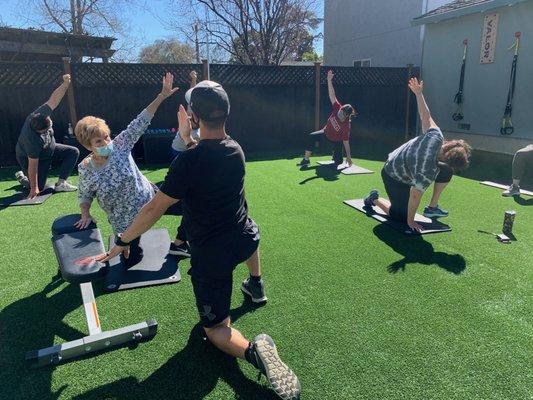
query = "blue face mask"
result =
(94, 142, 114, 157)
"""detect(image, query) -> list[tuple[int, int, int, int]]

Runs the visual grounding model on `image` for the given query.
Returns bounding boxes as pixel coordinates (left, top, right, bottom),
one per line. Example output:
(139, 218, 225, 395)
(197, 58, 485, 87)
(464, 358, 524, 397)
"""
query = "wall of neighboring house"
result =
(421, 1, 533, 154)
(324, 0, 448, 67)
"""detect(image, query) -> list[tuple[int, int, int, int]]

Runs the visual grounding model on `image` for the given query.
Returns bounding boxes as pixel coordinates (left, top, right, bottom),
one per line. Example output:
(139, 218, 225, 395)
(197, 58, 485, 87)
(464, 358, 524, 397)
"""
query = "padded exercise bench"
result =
(26, 214, 158, 368)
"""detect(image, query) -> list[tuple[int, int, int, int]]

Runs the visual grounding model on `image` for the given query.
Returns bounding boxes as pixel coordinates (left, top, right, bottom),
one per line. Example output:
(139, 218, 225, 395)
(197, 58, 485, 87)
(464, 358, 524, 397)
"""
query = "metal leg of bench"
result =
(26, 282, 158, 368)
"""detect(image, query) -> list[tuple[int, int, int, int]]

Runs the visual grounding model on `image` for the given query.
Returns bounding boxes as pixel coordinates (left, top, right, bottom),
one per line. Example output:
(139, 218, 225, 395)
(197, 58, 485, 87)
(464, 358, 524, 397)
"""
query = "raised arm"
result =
(408, 78, 438, 134)
(146, 72, 179, 115)
(45, 74, 71, 110)
(327, 70, 338, 105)
(189, 70, 198, 88)
(114, 73, 179, 152)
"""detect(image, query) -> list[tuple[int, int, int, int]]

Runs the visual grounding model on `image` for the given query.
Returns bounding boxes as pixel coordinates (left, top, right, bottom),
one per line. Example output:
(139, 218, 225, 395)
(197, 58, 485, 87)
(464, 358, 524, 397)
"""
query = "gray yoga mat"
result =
(105, 228, 181, 292)
(316, 161, 373, 175)
(344, 199, 452, 235)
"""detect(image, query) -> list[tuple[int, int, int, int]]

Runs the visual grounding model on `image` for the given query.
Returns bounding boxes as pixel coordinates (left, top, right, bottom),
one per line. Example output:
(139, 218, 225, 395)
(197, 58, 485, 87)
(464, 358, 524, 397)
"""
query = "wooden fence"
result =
(0, 60, 418, 166)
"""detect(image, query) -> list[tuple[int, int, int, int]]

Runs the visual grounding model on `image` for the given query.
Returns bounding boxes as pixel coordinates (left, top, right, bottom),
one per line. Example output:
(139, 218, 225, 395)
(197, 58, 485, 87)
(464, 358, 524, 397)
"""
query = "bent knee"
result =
(203, 316, 231, 336)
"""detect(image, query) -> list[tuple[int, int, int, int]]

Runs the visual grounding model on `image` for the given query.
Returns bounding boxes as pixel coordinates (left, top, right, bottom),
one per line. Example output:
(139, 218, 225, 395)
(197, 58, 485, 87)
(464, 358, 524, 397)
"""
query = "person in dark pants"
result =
(364, 78, 471, 232)
(502, 144, 533, 196)
(15, 74, 79, 199)
(167, 70, 201, 258)
(101, 80, 301, 400)
(299, 69, 356, 167)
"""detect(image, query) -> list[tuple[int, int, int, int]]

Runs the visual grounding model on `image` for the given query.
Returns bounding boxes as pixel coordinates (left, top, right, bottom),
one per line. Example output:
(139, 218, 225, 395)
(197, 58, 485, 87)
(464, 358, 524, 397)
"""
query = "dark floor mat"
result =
(344, 199, 452, 235)
(104, 228, 181, 292)
(0, 186, 55, 207)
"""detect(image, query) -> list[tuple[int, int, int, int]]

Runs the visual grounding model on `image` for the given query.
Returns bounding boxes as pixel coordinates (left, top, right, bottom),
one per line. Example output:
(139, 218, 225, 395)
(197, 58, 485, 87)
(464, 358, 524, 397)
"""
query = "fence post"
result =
(314, 62, 321, 131)
(62, 57, 78, 129)
(404, 63, 413, 141)
(202, 59, 209, 80)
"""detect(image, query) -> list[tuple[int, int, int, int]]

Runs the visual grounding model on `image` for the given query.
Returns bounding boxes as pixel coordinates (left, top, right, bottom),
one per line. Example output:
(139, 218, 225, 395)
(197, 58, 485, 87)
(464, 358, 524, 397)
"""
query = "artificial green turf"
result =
(0, 156, 532, 400)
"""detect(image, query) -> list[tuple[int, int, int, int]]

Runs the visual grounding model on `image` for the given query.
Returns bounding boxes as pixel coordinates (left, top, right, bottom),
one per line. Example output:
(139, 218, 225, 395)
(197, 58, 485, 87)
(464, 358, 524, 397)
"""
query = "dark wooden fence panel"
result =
(0, 62, 417, 166)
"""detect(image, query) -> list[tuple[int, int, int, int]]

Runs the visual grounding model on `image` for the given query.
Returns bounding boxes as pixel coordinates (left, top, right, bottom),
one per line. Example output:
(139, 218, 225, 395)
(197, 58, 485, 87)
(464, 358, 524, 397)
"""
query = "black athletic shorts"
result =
(188, 218, 260, 328)
(381, 168, 411, 224)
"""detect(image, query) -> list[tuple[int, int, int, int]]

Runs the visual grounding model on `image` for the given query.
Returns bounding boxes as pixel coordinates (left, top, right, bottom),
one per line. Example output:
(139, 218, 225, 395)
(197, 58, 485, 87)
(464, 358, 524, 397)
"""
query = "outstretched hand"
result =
(96, 244, 129, 263)
(408, 77, 423, 95)
(160, 72, 179, 98)
(74, 214, 96, 230)
(327, 70, 334, 81)
(62, 74, 71, 85)
(178, 104, 192, 138)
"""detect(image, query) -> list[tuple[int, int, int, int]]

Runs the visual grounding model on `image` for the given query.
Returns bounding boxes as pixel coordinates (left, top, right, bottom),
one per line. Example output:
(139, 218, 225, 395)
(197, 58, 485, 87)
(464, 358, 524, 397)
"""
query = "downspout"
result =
(416, 0, 431, 135)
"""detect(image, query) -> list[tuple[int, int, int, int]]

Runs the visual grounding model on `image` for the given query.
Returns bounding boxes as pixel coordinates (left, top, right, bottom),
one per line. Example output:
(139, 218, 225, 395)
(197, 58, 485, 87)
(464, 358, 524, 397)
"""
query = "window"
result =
(353, 59, 372, 67)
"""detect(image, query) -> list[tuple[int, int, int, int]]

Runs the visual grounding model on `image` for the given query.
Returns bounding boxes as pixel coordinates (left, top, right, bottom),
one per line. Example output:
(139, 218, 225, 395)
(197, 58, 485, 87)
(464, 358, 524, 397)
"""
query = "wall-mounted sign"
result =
(480, 13, 499, 64)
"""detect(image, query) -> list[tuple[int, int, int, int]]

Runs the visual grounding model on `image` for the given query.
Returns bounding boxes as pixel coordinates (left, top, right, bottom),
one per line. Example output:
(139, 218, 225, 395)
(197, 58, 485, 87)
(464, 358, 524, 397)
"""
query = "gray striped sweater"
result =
(383, 128, 444, 192)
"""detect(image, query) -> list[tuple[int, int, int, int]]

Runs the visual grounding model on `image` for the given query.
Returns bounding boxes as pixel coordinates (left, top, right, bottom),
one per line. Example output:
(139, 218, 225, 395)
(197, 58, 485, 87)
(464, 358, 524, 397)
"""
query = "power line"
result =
(327, 25, 415, 47)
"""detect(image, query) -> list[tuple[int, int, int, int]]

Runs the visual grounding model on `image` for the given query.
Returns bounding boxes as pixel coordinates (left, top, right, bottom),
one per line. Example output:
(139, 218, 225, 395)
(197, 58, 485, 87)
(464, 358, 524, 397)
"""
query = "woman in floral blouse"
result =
(74, 73, 188, 267)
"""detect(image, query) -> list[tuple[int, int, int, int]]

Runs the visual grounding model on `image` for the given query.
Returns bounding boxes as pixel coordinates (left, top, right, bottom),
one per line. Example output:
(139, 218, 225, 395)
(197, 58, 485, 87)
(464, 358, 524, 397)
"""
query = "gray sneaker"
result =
(298, 158, 310, 167)
(54, 181, 78, 192)
(502, 184, 521, 197)
(423, 205, 449, 218)
(252, 334, 301, 400)
(241, 277, 268, 303)
(364, 189, 379, 208)
(15, 171, 30, 190)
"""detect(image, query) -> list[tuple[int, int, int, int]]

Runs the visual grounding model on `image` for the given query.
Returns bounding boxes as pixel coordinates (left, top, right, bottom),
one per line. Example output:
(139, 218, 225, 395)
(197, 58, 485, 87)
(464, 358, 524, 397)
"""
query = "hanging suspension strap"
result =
(501, 32, 521, 135)
(452, 39, 468, 121)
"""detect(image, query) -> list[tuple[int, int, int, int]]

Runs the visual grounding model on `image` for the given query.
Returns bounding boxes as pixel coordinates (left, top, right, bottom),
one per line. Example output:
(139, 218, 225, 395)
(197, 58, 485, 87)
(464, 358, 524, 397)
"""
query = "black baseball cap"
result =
(189, 80, 230, 121)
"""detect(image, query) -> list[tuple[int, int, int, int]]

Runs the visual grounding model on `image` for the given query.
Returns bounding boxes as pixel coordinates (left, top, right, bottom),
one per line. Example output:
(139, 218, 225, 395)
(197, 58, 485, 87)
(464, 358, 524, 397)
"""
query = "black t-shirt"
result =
(160, 136, 250, 245)
(15, 104, 56, 160)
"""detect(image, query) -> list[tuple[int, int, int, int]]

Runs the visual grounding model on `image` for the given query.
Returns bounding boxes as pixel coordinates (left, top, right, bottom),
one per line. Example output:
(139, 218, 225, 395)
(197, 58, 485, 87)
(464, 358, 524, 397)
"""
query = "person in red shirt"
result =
(299, 69, 356, 167)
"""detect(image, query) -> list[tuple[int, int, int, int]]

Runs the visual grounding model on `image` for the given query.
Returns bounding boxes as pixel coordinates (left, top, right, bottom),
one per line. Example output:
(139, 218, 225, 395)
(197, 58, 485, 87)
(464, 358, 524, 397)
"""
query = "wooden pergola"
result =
(0, 27, 116, 63)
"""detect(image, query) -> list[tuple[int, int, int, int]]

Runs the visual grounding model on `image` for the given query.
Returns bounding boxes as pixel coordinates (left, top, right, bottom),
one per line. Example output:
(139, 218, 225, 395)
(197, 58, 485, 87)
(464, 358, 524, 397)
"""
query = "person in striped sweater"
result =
(364, 77, 471, 232)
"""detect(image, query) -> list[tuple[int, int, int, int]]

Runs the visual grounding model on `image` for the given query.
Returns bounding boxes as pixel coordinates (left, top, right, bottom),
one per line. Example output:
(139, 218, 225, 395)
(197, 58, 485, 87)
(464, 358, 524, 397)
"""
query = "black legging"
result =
(17, 143, 79, 190)
(305, 129, 344, 164)
(382, 163, 454, 224)
(435, 162, 454, 183)
(165, 201, 187, 242)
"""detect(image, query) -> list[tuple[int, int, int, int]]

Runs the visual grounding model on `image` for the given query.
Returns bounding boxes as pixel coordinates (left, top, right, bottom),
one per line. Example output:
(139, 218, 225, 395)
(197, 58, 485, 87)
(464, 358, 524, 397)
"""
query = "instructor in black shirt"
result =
(102, 80, 300, 400)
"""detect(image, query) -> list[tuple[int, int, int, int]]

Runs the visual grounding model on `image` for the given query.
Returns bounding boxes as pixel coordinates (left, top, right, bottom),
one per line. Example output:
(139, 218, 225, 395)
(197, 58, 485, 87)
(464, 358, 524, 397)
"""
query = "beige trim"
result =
(444, 130, 532, 155)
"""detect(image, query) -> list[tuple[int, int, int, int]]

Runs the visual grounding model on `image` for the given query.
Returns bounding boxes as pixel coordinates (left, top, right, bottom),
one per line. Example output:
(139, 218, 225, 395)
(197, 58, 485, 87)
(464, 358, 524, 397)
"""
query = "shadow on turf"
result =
(514, 196, 533, 206)
(0, 277, 84, 399)
(299, 164, 342, 185)
(0, 275, 273, 400)
(373, 224, 466, 275)
(73, 298, 275, 400)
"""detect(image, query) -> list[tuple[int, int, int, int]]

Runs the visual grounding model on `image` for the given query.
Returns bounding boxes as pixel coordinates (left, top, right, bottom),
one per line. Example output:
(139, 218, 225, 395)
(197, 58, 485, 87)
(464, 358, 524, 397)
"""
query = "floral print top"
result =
(78, 109, 155, 234)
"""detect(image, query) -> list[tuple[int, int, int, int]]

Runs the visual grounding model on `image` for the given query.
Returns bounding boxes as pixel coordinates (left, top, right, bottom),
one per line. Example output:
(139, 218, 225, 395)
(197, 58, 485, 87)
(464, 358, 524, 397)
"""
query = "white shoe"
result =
(54, 181, 78, 192)
(502, 184, 520, 197)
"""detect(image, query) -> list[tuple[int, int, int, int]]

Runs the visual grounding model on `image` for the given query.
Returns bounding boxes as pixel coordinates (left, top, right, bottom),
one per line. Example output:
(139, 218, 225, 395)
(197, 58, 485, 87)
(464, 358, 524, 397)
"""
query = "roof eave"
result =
(412, 0, 530, 26)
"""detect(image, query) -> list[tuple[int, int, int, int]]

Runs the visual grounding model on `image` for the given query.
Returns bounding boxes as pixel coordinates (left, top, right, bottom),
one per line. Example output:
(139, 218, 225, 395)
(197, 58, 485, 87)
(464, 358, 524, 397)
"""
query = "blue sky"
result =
(0, 0, 324, 60)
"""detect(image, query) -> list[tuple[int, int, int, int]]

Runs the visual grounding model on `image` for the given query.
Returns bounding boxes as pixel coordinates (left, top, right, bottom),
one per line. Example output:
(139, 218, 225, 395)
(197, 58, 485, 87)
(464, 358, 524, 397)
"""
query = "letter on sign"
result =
(480, 13, 499, 64)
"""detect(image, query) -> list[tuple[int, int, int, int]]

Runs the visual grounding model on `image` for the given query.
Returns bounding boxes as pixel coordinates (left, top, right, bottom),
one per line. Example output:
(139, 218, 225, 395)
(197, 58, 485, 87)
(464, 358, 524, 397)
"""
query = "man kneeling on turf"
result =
(364, 78, 471, 232)
(101, 80, 301, 400)
(299, 69, 356, 167)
